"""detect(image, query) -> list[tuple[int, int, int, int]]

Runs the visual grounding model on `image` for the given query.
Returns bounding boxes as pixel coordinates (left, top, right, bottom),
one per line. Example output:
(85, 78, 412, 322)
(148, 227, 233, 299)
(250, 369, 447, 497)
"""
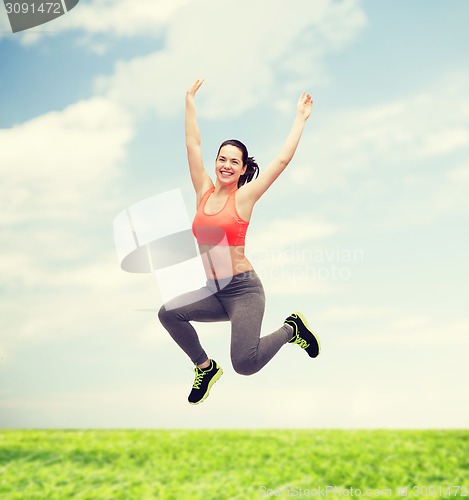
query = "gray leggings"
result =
(157, 270, 292, 375)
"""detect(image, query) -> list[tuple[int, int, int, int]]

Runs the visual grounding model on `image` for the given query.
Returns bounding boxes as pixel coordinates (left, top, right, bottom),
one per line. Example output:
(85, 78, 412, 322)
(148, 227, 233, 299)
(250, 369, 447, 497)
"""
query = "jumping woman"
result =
(158, 79, 320, 404)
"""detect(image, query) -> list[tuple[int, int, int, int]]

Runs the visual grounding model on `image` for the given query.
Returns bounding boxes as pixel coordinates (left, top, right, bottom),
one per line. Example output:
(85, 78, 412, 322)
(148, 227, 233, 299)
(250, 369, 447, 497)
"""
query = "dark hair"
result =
(216, 139, 259, 188)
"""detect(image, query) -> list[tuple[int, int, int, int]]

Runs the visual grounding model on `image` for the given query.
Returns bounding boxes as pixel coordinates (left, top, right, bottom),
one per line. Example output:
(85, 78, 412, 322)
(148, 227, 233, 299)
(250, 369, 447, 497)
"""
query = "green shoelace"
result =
(192, 368, 207, 389)
(291, 336, 310, 350)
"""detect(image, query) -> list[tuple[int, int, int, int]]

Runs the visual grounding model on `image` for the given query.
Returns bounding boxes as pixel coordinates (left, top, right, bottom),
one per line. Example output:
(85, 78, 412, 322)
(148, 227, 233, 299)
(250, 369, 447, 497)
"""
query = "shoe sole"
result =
(189, 367, 223, 405)
(291, 310, 321, 357)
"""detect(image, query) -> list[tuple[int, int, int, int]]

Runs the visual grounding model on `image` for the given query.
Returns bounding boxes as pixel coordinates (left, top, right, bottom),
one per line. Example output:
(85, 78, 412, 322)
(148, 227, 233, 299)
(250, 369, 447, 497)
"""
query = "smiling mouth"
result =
(220, 170, 233, 176)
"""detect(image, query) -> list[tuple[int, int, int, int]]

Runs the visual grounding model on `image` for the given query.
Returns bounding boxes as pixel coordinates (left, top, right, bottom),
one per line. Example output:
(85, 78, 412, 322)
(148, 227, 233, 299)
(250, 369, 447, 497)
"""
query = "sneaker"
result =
(285, 311, 320, 358)
(188, 359, 223, 405)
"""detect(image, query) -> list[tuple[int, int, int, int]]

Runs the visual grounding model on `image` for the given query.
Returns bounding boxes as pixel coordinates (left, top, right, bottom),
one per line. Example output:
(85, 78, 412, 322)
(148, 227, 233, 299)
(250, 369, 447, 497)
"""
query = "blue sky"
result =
(1, 0, 468, 429)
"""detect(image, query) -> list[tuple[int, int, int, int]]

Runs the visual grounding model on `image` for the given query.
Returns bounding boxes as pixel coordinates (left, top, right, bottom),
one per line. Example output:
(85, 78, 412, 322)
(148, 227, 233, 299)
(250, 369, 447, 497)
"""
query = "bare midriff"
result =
(198, 244, 254, 280)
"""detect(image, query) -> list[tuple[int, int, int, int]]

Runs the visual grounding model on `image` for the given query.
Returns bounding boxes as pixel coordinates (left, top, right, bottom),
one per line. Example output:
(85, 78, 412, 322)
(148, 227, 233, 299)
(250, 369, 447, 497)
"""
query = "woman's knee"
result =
(231, 356, 258, 376)
(158, 303, 189, 326)
(158, 304, 174, 324)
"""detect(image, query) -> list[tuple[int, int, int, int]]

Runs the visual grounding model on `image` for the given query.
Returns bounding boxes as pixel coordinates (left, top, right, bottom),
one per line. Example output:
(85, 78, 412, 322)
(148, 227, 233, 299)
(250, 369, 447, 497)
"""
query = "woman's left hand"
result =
(296, 91, 313, 120)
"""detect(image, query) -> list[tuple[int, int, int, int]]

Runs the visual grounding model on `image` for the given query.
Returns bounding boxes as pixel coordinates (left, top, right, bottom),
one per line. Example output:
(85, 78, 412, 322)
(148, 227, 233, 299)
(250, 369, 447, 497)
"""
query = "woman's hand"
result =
(296, 91, 313, 121)
(187, 78, 205, 98)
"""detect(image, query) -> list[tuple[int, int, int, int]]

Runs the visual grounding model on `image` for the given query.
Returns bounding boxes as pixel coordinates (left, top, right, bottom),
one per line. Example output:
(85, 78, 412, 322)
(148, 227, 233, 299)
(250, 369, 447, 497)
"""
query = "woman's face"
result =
(215, 145, 247, 185)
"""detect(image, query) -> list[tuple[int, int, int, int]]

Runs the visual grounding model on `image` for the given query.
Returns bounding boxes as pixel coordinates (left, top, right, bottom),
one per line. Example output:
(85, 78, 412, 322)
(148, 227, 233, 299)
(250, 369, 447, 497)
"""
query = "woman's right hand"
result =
(186, 78, 204, 98)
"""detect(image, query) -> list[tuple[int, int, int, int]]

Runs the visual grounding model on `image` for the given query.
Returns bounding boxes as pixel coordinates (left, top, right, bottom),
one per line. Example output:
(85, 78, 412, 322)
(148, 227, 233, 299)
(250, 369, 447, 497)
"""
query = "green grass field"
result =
(0, 430, 467, 499)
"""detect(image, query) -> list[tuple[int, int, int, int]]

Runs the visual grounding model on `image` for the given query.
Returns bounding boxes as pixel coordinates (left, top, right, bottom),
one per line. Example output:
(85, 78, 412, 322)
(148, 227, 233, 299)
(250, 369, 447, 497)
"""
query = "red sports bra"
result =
(192, 187, 249, 246)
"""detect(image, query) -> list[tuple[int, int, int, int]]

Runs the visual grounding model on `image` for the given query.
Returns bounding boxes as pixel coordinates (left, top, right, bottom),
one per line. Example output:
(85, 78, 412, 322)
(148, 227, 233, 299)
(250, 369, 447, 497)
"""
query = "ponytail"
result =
(238, 156, 259, 188)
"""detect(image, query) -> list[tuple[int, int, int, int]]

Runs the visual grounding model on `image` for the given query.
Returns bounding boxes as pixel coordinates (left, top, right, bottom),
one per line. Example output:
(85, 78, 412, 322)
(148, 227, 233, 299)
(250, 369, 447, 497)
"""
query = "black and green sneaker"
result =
(188, 359, 223, 405)
(285, 311, 320, 358)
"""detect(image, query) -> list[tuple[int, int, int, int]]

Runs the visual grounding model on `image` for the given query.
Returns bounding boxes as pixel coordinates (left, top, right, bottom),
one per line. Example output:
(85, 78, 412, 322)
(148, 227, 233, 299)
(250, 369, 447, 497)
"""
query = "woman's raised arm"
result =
(240, 91, 313, 203)
(185, 79, 212, 196)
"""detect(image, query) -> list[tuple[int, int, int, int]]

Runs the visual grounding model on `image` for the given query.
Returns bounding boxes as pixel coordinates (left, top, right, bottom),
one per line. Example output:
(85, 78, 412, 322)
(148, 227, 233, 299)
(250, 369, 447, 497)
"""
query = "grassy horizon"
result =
(1, 429, 468, 499)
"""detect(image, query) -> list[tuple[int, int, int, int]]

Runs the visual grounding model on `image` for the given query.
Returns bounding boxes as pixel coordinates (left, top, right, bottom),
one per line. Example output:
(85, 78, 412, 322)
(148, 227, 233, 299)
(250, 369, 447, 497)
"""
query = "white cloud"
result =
(0, 98, 191, 353)
(417, 128, 469, 157)
(0, 251, 165, 352)
(448, 165, 469, 182)
(433, 161, 469, 212)
(68, 0, 192, 36)
(2, 0, 193, 45)
(0, 96, 134, 224)
(344, 317, 469, 347)
(245, 216, 339, 296)
(0, 5, 10, 31)
(317, 306, 469, 350)
(262, 274, 336, 297)
(3, 0, 367, 69)
(91, 0, 366, 119)
(0, 95, 144, 355)
(321, 305, 394, 320)
(288, 71, 469, 192)
(249, 215, 337, 253)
